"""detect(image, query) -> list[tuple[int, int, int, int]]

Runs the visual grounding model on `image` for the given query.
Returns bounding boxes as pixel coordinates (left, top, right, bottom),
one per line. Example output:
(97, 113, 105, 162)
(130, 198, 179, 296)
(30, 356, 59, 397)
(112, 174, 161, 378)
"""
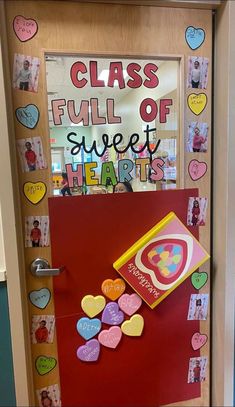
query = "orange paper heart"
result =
(101, 278, 126, 301)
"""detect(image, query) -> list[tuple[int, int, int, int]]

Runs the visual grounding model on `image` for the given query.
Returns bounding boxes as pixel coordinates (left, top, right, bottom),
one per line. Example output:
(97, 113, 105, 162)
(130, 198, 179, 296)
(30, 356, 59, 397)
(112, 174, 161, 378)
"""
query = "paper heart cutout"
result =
(81, 295, 106, 318)
(29, 288, 51, 309)
(191, 332, 208, 350)
(15, 104, 39, 129)
(118, 293, 142, 316)
(121, 314, 144, 336)
(76, 317, 101, 340)
(102, 302, 124, 326)
(101, 278, 126, 300)
(185, 26, 205, 50)
(191, 271, 208, 290)
(13, 15, 38, 42)
(98, 326, 122, 349)
(188, 93, 207, 116)
(23, 182, 47, 205)
(35, 356, 57, 375)
(77, 339, 100, 362)
(188, 160, 207, 181)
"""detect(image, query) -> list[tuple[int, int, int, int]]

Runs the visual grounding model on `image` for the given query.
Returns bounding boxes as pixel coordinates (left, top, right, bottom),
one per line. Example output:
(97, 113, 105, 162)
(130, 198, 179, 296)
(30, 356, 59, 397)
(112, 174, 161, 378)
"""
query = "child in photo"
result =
(187, 293, 209, 320)
(188, 356, 208, 384)
(13, 53, 40, 93)
(187, 56, 209, 90)
(36, 384, 61, 407)
(187, 197, 208, 226)
(186, 122, 208, 153)
(25, 216, 50, 248)
(31, 315, 55, 344)
(17, 137, 47, 172)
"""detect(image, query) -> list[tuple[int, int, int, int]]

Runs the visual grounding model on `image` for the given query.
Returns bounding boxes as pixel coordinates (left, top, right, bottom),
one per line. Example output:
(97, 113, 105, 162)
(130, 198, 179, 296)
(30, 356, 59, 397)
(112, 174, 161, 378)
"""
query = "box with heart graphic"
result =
(113, 212, 209, 308)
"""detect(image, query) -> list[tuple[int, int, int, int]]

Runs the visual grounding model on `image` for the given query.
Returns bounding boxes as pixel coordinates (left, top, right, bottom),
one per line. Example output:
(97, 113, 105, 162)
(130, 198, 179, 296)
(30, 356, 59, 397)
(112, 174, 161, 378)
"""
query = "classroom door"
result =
(49, 189, 201, 407)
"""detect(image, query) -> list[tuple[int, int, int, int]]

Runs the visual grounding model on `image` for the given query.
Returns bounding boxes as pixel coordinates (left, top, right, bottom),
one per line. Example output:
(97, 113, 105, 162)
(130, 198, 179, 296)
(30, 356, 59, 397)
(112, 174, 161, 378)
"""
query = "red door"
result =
(49, 189, 200, 407)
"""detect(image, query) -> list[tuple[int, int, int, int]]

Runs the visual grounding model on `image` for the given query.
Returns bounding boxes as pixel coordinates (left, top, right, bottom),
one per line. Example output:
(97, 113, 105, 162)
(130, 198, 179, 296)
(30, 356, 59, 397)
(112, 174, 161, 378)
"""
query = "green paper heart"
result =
(35, 355, 57, 375)
(191, 271, 208, 290)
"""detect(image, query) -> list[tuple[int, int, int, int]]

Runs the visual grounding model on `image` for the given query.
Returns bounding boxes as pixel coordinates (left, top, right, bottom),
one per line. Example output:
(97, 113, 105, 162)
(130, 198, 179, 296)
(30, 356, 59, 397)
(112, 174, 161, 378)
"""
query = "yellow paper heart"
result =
(121, 314, 144, 336)
(187, 93, 207, 116)
(81, 295, 106, 318)
(23, 182, 47, 205)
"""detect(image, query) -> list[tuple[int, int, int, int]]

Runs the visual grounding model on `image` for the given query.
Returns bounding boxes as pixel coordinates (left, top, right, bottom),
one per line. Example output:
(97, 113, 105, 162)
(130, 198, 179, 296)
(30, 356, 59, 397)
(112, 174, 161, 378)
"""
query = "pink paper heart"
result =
(191, 332, 208, 350)
(118, 293, 142, 316)
(188, 159, 207, 181)
(98, 326, 122, 349)
(13, 15, 38, 42)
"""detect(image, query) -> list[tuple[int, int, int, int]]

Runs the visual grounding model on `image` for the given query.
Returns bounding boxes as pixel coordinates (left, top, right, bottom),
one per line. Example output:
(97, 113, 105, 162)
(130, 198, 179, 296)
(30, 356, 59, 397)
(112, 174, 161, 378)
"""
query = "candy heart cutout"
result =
(191, 332, 208, 350)
(76, 317, 101, 340)
(185, 26, 205, 50)
(35, 355, 57, 375)
(121, 314, 144, 336)
(191, 271, 208, 290)
(188, 160, 207, 181)
(29, 288, 51, 309)
(77, 339, 100, 362)
(13, 15, 38, 42)
(23, 182, 47, 205)
(81, 295, 106, 318)
(102, 302, 124, 326)
(15, 104, 39, 129)
(187, 93, 207, 116)
(101, 278, 126, 300)
(98, 326, 122, 349)
(118, 293, 142, 316)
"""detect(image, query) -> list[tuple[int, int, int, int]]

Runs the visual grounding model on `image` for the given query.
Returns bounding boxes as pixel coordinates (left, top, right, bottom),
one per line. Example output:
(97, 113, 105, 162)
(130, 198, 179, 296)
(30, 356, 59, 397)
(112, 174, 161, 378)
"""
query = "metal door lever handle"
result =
(30, 258, 64, 277)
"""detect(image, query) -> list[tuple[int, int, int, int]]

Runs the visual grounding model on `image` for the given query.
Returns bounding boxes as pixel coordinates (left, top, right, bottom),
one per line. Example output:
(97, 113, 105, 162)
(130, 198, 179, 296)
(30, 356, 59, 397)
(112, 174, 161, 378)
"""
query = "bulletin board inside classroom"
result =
(4, 2, 212, 407)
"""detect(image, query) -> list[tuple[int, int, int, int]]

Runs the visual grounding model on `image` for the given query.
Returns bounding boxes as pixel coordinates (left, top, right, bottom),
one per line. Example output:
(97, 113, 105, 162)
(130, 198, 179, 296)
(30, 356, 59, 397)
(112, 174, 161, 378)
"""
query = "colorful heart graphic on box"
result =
(13, 15, 38, 42)
(188, 159, 207, 181)
(35, 356, 57, 375)
(187, 93, 207, 116)
(23, 182, 47, 205)
(191, 271, 208, 290)
(77, 339, 100, 362)
(76, 317, 101, 340)
(101, 278, 126, 300)
(118, 293, 142, 316)
(185, 26, 205, 50)
(102, 302, 124, 325)
(81, 295, 106, 318)
(191, 332, 208, 350)
(15, 104, 39, 129)
(98, 326, 122, 349)
(29, 288, 51, 309)
(121, 314, 144, 337)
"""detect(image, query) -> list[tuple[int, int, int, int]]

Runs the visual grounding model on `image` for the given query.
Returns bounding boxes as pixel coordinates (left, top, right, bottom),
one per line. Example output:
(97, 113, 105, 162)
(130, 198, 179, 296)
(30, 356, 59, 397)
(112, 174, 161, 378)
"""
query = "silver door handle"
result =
(30, 258, 64, 277)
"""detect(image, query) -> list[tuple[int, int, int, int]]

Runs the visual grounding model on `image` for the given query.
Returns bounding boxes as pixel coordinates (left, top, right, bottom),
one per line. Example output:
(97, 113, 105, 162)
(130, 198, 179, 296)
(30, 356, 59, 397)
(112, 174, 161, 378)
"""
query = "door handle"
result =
(30, 258, 64, 277)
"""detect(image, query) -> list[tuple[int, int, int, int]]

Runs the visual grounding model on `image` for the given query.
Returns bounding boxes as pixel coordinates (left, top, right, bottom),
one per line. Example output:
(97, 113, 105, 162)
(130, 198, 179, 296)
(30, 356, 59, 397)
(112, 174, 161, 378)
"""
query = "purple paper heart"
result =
(101, 302, 124, 325)
(77, 339, 100, 362)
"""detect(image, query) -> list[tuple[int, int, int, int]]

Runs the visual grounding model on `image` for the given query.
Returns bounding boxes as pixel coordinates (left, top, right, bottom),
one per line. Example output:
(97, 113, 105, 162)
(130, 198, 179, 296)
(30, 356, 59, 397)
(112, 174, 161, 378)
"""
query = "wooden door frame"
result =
(0, 1, 234, 406)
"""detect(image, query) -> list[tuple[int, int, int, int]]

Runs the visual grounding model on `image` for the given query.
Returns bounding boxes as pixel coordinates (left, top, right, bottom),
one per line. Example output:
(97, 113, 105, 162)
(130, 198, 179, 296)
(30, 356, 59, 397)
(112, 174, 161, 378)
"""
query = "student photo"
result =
(187, 293, 209, 320)
(187, 197, 208, 227)
(13, 53, 40, 93)
(188, 356, 208, 384)
(16, 137, 47, 172)
(25, 216, 50, 248)
(31, 315, 55, 344)
(187, 56, 209, 90)
(36, 384, 61, 407)
(186, 122, 209, 153)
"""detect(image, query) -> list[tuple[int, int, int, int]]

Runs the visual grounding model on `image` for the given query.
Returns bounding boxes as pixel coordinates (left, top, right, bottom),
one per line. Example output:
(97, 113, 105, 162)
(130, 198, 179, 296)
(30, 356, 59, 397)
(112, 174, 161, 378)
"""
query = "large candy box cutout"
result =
(113, 212, 209, 308)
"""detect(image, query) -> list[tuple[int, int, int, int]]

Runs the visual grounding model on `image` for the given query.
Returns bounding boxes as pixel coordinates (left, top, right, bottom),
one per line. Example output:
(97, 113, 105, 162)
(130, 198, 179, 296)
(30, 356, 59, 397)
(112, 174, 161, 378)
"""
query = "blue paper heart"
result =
(15, 104, 39, 129)
(29, 288, 51, 309)
(185, 26, 205, 50)
(76, 317, 101, 340)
